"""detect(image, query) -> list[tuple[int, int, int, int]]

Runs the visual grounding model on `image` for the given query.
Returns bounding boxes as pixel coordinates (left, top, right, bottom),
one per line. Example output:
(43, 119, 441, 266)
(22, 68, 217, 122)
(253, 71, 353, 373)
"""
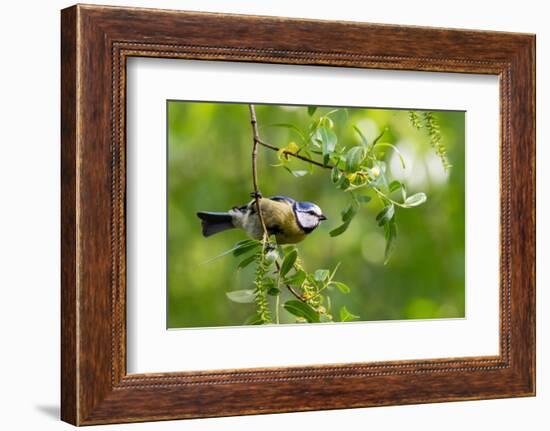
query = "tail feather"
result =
(196, 211, 235, 237)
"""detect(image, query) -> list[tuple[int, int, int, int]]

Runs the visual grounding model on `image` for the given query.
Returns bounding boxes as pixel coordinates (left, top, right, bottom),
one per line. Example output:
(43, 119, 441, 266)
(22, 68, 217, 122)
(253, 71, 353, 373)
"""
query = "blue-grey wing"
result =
(233, 195, 294, 216)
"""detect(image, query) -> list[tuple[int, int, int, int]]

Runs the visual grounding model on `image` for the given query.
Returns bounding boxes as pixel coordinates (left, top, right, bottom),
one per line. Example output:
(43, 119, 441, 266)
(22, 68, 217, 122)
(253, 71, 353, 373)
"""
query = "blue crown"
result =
(294, 201, 318, 212)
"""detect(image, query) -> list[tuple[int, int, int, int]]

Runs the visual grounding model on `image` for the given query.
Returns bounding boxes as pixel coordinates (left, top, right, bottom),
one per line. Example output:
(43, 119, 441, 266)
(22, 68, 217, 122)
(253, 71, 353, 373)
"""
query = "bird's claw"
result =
(250, 191, 263, 199)
(265, 243, 277, 252)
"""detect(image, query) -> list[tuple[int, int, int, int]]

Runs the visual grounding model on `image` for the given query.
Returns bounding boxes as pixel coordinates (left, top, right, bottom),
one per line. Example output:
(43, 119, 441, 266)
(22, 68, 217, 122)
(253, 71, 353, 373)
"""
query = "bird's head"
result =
(293, 201, 327, 233)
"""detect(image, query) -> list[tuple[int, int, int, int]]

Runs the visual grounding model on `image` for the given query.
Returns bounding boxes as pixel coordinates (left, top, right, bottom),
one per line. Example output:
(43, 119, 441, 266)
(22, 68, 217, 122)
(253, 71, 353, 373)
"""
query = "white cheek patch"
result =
(297, 212, 319, 230)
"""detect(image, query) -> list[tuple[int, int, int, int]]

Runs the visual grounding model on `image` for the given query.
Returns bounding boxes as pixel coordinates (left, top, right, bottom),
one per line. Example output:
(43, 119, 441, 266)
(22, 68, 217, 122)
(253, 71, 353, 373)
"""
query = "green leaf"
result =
(280, 249, 298, 277)
(284, 300, 320, 323)
(267, 286, 281, 296)
(283, 246, 297, 257)
(339, 306, 360, 322)
(345, 146, 366, 173)
(401, 183, 407, 201)
(307, 106, 317, 116)
(237, 254, 257, 269)
(404, 192, 427, 207)
(331, 167, 341, 183)
(233, 241, 261, 257)
(326, 296, 332, 315)
(226, 289, 256, 303)
(263, 277, 276, 289)
(384, 219, 398, 265)
(329, 221, 351, 237)
(331, 152, 343, 163)
(235, 239, 256, 247)
(324, 108, 341, 118)
(356, 195, 372, 204)
(389, 180, 402, 193)
(372, 127, 387, 147)
(336, 108, 349, 123)
(353, 125, 368, 146)
(336, 175, 350, 191)
(330, 281, 350, 294)
(341, 203, 358, 223)
(320, 116, 334, 129)
(203, 240, 259, 263)
(314, 269, 330, 283)
(317, 126, 337, 157)
(283, 166, 308, 177)
(268, 123, 305, 141)
(285, 269, 306, 286)
(376, 204, 395, 227)
(329, 262, 341, 280)
(374, 142, 406, 169)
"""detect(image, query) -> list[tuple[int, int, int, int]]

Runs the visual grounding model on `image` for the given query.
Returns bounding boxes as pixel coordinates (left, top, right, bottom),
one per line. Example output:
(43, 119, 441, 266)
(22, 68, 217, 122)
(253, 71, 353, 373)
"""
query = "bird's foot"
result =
(264, 242, 277, 252)
(250, 191, 263, 199)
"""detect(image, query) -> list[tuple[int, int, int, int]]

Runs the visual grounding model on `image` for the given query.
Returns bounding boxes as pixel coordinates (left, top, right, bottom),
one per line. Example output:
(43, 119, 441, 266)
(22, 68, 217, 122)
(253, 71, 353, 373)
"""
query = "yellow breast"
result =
(259, 199, 306, 244)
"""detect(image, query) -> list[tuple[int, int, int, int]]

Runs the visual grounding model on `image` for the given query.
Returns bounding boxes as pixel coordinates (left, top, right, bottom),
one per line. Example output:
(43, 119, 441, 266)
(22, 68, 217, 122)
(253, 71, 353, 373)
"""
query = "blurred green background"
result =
(167, 101, 465, 328)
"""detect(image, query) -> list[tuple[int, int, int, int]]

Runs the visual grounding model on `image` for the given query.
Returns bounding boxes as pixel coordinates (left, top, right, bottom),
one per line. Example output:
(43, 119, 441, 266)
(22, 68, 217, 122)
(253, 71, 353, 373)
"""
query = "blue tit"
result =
(197, 195, 327, 244)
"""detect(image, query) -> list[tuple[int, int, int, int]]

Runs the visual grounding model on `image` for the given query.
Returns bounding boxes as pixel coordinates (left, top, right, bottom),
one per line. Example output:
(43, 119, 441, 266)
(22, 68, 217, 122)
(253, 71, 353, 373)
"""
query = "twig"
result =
(256, 138, 334, 170)
(274, 260, 305, 302)
(248, 104, 307, 304)
(248, 104, 269, 241)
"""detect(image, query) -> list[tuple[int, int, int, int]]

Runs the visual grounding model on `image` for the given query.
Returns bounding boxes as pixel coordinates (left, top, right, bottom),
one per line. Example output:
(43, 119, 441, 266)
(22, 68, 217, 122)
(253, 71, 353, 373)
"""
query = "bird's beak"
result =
(319, 214, 327, 221)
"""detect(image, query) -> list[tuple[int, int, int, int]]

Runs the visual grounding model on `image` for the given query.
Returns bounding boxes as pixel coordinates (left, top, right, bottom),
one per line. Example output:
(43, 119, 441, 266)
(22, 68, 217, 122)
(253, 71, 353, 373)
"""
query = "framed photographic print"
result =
(61, 4, 536, 425)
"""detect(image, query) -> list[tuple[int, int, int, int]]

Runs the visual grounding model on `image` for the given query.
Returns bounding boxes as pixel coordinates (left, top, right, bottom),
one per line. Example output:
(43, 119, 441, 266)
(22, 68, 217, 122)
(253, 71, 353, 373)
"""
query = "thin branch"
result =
(248, 104, 269, 241)
(256, 138, 334, 170)
(248, 104, 307, 303)
(274, 260, 305, 302)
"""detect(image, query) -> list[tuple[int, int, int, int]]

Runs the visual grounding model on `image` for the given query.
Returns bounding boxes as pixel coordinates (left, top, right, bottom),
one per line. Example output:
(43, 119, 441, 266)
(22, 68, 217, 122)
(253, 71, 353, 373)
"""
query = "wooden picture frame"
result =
(61, 4, 536, 425)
